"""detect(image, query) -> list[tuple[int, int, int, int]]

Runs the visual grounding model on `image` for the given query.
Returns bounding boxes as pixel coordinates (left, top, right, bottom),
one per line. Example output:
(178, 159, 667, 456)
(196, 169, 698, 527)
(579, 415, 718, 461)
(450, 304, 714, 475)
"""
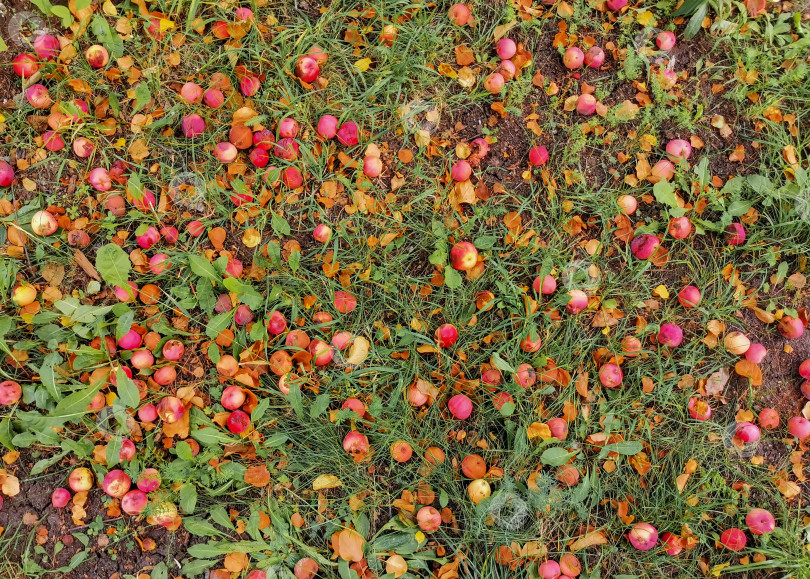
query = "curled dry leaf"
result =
(313, 474, 342, 490)
(569, 530, 608, 551)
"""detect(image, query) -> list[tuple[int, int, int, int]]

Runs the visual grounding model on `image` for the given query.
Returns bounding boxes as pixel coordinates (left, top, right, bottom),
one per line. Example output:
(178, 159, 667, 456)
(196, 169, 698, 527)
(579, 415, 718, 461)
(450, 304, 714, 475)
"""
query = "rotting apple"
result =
(85, 44, 110, 68)
(450, 241, 478, 271)
(467, 479, 491, 504)
(658, 323, 684, 347)
(628, 523, 658, 551)
(448, 394, 473, 419)
(416, 506, 441, 532)
(435, 324, 459, 347)
(295, 55, 319, 82)
(598, 363, 623, 388)
(746, 509, 775, 535)
(563, 46, 584, 69)
(102, 469, 131, 498)
(778, 315, 804, 339)
(720, 528, 747, 551)
(677, 285, 701, 308)
(688, 397, 712, 421)
(448, 3, 471, 25)
(528, 145, 549, 166)
(0, 381, 22, 405)
(584, 46, 605, 68)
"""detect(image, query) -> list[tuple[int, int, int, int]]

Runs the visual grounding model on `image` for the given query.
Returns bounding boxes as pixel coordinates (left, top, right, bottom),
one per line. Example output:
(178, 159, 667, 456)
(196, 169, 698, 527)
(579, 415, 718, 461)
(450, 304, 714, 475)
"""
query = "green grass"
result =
(0, 1, 809, 578)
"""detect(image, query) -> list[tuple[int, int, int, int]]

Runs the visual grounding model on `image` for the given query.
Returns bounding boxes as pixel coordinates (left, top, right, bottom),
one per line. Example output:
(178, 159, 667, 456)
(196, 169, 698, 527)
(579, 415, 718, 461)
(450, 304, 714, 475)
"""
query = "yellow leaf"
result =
(637, 10, 657, 27)
(438, 63, 457, 78)
(159, 18, 175, 31)
(102, 0, 117, 15)
(313, 474, 342, 490)
(353, 58, 372, 72)
(569, 530, 608, 551)
(527, 422, 552, 442)
(414, 129, 430, 148)
(653, 285, 670, 299)
(414, 531, 426, 544)
(242, 228, 261, 248)
(493, 21, 517, 41)
(457, 67, 476, 88)
(344, 336, 370, 366)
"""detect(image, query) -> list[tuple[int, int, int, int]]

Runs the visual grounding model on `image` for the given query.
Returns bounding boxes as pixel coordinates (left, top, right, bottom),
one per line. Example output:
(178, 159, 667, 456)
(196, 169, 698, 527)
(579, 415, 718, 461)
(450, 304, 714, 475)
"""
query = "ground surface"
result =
(1, 1, 810, 579)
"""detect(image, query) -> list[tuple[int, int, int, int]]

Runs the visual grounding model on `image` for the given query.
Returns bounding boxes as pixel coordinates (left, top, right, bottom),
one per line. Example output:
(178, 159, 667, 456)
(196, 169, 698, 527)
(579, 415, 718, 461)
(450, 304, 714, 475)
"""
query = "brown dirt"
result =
(0, 450, 201, 579)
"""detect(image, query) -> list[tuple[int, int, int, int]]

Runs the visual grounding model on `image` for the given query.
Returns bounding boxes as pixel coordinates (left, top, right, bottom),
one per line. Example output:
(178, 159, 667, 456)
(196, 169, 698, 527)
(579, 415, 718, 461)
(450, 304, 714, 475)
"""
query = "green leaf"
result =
(653, 180, 678, 209)
(310, 393, 331, 418)
(50, 5, 73, 27)
(188, 255, 219, 283)
(289, 250, 300, 273)
(183, 517, 223, 537)
(209, 506, 235, 530)
(187, 541, 269, 558)
(115, 310, 134, 340)
(271, 212, 291, 236)
(95, 244, 131, 289)
(74, 0, 91, 9)
(205, 312, 232, 340)
(444, 265, 463, 289)
(603, 441, 643, 456)
(684, 5, 708, 39)
(222, 278, 263, 309)
(175, 441, 194, 461)
(133, 82, 151, 113)
(491, 352, 516, 373)
(264, 433, 288, 448)
(540, 447, 577, 466)
(31, 451, 67, 475)
(672, 0, 706, 16)
(474, 235, 497, 250)
(150, 562, 168, 579)
(39, 352, 63, 402)
(428, 247, 447, 266)
(50, 386, 99, 423)
(498, 401, 515, 417)
(0, 418, 15, 450)
(191, 427, 238, 447)
(747, 174, 773, 195)
(181, 559, 218, 577)
(179, 483, 198, 514)
(115, 373, 140, 409)
(29, 0, 53, 15)
(726, 200, 752, 217)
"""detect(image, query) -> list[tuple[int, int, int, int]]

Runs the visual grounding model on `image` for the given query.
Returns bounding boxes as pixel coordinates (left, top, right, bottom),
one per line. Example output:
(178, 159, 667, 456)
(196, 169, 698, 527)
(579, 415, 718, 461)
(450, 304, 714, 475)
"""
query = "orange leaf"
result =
(208, 227, 227, 250)
(455, 45, 476, 66)
(224, 552, 248, 573)
(244, 464, 271, 487)
(332, 528, 366, 562)
(735, 360, 763, 386)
